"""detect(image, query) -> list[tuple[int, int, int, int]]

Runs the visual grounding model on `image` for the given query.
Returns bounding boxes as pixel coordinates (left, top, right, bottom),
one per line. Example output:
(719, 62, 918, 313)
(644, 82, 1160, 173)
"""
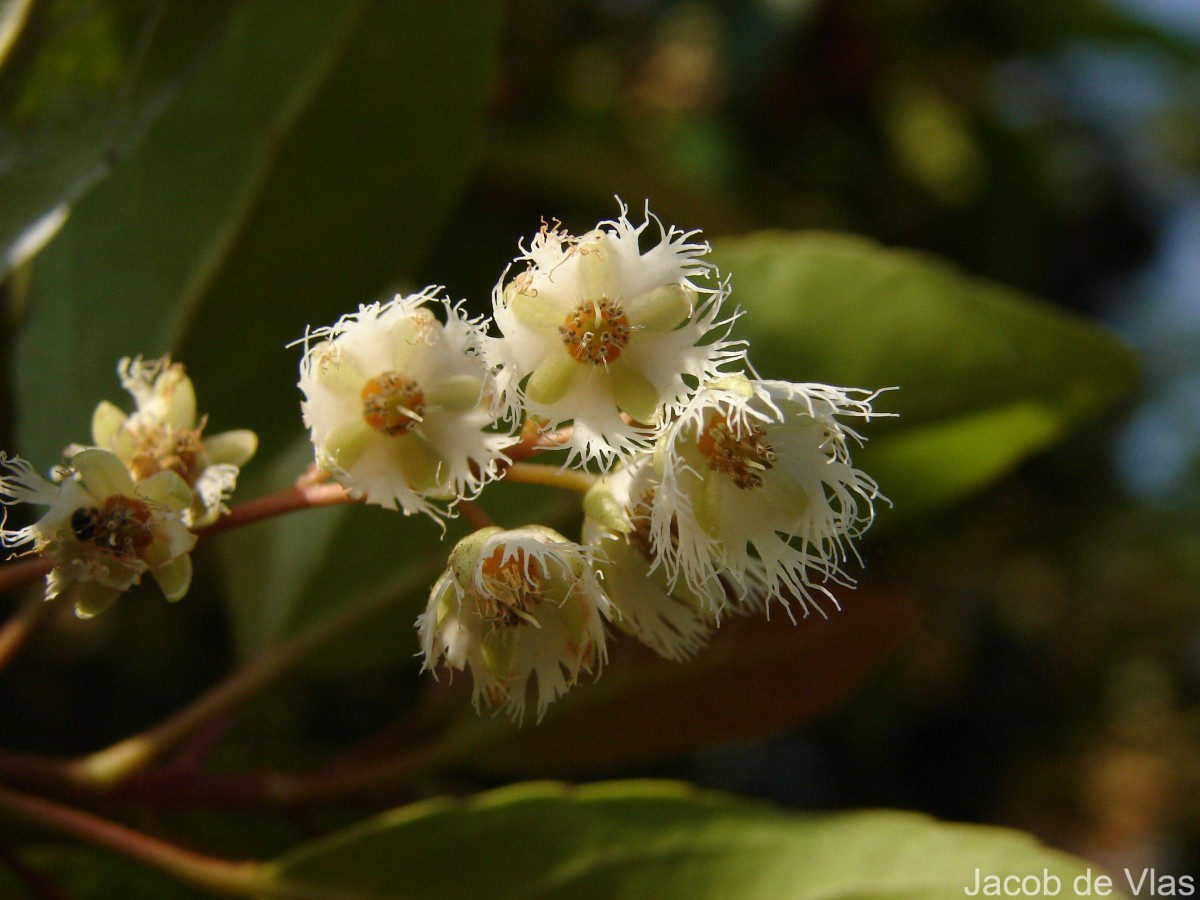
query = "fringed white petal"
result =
(487, 200, 746, 470)
(297, 289, 516, 521)
(653, 376, 887, 617)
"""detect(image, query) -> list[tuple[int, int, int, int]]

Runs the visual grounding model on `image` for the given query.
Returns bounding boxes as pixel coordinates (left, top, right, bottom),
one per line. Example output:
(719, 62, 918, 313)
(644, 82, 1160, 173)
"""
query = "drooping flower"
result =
(296, 288, 514, 520)
(651, 374, 886, 617)
(1, 449, 197, 617)
(486, 200, 744, 469)
(416, 525, 611, 721)
(582, 455, 715, 660)
(80, 356, 257, 528)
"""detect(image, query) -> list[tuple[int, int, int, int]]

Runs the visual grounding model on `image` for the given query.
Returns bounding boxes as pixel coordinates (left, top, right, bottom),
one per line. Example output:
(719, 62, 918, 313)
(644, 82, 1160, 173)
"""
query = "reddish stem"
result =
(197, 481, 355, 536)
(0, 558, 51, 596)
(0, 783, 266, 896)
(0, 599, 52, 672)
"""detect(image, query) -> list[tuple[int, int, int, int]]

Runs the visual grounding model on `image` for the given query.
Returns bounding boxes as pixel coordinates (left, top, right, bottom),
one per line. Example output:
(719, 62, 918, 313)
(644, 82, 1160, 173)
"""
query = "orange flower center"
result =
(697, 412, 776, 490)
(361, 372, 425, 436)
(478, 548, 544, 626)
(559, 296, 631, 365)
(70, 496, 155, 558)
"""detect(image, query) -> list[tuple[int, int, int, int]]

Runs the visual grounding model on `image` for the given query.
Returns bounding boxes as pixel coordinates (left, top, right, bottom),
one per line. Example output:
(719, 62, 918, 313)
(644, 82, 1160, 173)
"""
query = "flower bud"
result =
(583, 457, 714, 660)
(416, 525, 611, 721)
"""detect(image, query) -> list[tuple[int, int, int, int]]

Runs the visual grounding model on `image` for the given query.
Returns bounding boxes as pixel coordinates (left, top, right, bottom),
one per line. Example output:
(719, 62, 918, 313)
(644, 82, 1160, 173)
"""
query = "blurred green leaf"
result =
(0, 845, 207, 899)
(14, 0, 503, 465)
(0, 0, 237, 278)
(711, 232, 1138, 518)
(269, 780, 1117, 899)
(428, 584, 916, 776)
(213, 438, 459, 674)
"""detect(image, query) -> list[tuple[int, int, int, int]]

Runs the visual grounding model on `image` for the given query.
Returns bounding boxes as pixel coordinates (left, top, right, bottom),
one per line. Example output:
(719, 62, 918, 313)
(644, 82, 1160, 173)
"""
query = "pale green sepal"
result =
(396, 434, 447, 494)
(583, 480, 631, 533)
(189, 504, 221, 529)
(314, 351, 365, 395)
(632, 284, 692, 332)
(575, 235, 608, 297)
(766, 475, 810, 525)
(555, 590, 590, 646)
(652, 434, 669, 478)
(72, 449, 136, 500)
(482, 629, 516, 677)
(162, 370, 197, 429)
(388, 312, 436, 371)
(708, 373, 754, 397)
(140, 521, 197, 567)
(69, 582, 124, 619)
(138, 470, 193, 511)
(511, 293, 564, 331)
(526, 355, 577, 406)
(427, 375, 483, 412)
(693, 473, 723, 539)
(450, 526, 502, 588)
(322, 420, 375, 471)
(152, 555, 193, 602)
(204, 429, 258, 467)
(610, 360, 660, 424)
(91, 401, 128, 446)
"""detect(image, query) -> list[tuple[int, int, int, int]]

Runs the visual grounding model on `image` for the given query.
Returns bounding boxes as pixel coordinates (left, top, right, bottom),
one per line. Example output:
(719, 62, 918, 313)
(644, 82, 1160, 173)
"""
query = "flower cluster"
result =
(1, 200, 887, 720)
(1, 357, 256, 617)
(290, 200, 885, 721)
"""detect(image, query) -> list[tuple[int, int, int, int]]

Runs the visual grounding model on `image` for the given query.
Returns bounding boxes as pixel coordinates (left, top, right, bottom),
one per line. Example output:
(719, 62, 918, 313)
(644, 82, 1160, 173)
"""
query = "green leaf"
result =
(268, 781, 1122, 899)
(14, 0, 503, 466)
(0, 845, 208, 899)
(0, 0, 238, 278)
(711, 232, 1138, 519)
(428, 584, 917, 776)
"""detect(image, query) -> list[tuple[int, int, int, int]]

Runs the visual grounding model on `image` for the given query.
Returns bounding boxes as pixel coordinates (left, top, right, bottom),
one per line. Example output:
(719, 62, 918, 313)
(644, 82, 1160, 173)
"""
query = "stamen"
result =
(697, 412, 776, 490)
(126, 418, 207, 484)
(478, 547, 543, 626)
(70, 496, 154, 558)
(559, 296, 631, 365)
(361, 372, 425, 436)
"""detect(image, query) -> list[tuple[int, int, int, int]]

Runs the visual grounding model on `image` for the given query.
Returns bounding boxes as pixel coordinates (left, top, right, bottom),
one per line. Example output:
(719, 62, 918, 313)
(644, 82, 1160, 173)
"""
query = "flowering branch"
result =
(0, 598, 52, 672)
(457, 499, 495, 530)
(69, 555, 441, 788)
(0, 783, 270, 897)
(197, 479, 355, 536)
(502, 461, 596, 494)
(0, 782, 370, 898)
(0, 557, 51, 596)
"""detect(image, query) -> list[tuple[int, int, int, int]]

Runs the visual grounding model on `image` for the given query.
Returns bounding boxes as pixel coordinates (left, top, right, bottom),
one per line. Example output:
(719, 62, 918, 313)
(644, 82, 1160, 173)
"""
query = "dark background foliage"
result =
(1, 0, 1198, 892)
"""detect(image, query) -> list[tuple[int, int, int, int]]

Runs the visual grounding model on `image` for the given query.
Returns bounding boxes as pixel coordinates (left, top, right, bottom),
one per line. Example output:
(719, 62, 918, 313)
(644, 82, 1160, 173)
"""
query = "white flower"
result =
(296, 288, 514, 521)
(80, 356, 257, 528)
(582, 456, 715, 660)
(1, 449, 197, 617)
(652, 374, 885, 617)
(416, 525, 611, 722)
(486, 200, 744, 469)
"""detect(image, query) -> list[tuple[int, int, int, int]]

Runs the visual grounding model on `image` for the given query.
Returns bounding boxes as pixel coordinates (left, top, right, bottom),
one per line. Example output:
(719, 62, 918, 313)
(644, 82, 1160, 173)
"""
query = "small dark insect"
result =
(70, 507, 101, 543)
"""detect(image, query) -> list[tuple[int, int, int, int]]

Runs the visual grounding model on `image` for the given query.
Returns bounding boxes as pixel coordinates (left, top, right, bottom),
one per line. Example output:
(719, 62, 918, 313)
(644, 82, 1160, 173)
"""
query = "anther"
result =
(558, 296, 631, 365)
(361, 372, 425, 436)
